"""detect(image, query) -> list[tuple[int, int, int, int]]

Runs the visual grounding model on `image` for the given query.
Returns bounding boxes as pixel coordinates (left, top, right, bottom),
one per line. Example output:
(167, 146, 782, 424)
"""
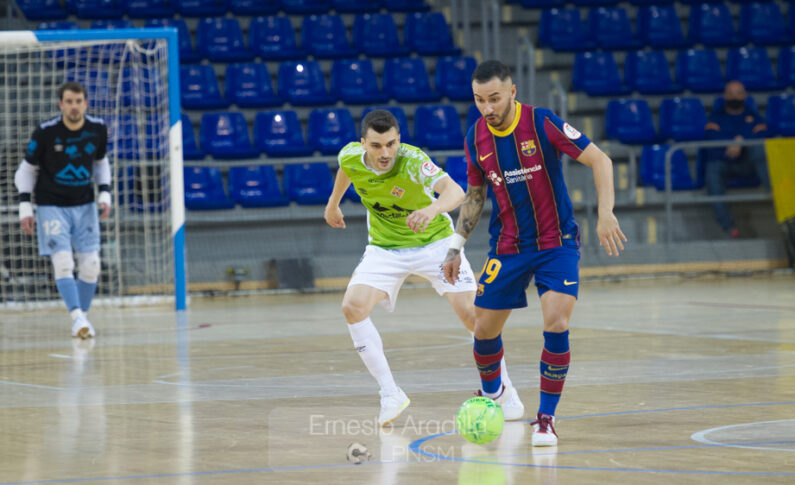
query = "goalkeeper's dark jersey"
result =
(23, 114, 108, 207)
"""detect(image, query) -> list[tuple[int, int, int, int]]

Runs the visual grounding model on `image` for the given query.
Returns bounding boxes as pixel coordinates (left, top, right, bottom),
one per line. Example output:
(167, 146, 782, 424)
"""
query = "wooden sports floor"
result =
(1, 273, 793, 484)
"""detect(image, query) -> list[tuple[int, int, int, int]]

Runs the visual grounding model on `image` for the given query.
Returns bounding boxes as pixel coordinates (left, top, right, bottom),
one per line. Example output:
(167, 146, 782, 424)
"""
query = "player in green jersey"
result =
(324, 110, 524, 426)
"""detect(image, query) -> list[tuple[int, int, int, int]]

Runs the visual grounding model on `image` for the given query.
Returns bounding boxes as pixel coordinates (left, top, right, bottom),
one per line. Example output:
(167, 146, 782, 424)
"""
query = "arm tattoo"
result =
(456, 184, 487, 238)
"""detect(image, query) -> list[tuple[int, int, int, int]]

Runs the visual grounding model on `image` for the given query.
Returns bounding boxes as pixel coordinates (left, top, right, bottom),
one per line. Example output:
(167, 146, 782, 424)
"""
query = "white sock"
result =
(70, 308, 85, 321)
(348, 317, 399, 395)
(501, 356, 513, 389)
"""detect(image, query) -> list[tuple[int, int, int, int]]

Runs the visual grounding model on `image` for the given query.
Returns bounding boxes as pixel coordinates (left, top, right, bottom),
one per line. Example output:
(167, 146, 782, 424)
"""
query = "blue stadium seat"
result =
(281, 0, 330, 14)
(361, 106, 414, 144)
(381, 0, 430, 11)
(538, 9, 594, 51)
(445, 155, 468, 190)
(90, 19, 133, 29)
(278, 61, 337, 106)
(739, 1, 787, 46)
(588, 7, 641, 49)
(226, 63, 281, 108)
(777, 46, 795, 88)
(404, 12, 461, 56)
(688, 3, 741, 47)
(640, 145, 698, 191)
(127, 0, 175, 17)
(197, 17, 253, 62)
(73, 0, 124, 19)
(572, 51, 630, 96)
(466, 104, 481, 131)
(637, 5, 688, 49)
(675, 49, 724, 93)
(330, 59, 389, 105)
(628, 0, 673, 5)
(605, 99, 658, 144)
(414, 105, 464, 150)
(571, 0, 618, 5)
(332, 0, 380, 13)
(145, 18, 200, 64)
(353, 13, 410, 57)
(120, 66, 161, 107)
(658, 97, 707, 141)
(435, 56, 477, 101)
(181, 114, 205, 160)
(18, 0, 68, 20)
(383, 58, 441, 103)
(308, 108, 357, 155)
(229, 0, 279, 15)
(110, 115, 142, 160)
(183, 166, 235, 210)
(726, 47, 780, 91)
(175, 0, 228, 16)
(249, 16, 305, 61)
(36, 21, 78, 29)
(228, 166, 289, 207)
(180, 65, 229, 110)
(302, 14, 358, 59)
(344, 183, 361, 203)
(522, 0, 565, 7)
(254, 110, 314, 157)
(766, 93, 795, 136)
(624, 50, 680, 95)
(283, 163, 334, 205)
(199, 112, 259, 159)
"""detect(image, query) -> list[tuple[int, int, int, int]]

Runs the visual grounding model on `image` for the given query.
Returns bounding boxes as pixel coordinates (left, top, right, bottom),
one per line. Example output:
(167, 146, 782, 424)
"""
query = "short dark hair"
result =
(361, 109, 399, 137)
(472, 60, 512, 84)
(58, 81, 86, 100)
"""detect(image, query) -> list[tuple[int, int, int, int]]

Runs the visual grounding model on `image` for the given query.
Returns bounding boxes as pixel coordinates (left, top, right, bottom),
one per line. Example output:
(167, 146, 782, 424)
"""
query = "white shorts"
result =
(348, 235, 477, 312)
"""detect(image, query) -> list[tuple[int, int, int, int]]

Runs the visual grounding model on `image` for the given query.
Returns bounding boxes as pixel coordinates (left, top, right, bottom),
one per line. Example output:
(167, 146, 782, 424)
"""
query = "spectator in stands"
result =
(704, 80, 770, 238)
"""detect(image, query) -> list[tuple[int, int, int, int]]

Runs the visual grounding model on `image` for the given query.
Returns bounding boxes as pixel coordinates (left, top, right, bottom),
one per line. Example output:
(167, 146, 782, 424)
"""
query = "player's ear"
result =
(360, 136, 365, 146)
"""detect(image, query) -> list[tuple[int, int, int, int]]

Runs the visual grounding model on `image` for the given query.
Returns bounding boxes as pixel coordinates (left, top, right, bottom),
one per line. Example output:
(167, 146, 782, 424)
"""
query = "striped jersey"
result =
(466, 102, 591, 254)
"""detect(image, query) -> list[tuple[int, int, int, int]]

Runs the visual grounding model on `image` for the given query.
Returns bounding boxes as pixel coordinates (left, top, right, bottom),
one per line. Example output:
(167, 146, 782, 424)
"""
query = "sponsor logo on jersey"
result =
(54, 163, 90, 186)
(504, 165, 542, 184)
(64, 144, 80, 159)
(421, 161, 440, 177)
(487, 171, 503, 186)
(520, 140, 536, 157)
(391, 186, 405, 198)
(54, 144, 63, 152)
(26, 140, 37, 157)
(84, 141, 96, 155)
(563, 122, 582, 140)
(479, 152, 493, 161)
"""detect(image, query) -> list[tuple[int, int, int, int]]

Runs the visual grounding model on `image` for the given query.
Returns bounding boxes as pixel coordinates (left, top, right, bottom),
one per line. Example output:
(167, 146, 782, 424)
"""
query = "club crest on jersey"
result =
(563, 122, 582, 140)
(391, 186, 405, 198)
(487, 171, 503, 186)
(421, 161, 440, 177)
(520, 139, 536, 157)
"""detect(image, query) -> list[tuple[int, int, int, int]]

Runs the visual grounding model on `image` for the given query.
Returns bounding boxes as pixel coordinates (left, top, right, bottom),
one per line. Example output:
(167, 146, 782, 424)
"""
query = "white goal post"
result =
(0, 28, 186, 311)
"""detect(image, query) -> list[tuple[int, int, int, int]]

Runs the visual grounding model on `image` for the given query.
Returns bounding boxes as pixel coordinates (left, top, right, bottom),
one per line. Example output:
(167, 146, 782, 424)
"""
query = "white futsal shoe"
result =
(531, 412, 558, 447)
(71, 315, 96, 340)
(476, 385, 525, 421)
(378, 387, 410, 427)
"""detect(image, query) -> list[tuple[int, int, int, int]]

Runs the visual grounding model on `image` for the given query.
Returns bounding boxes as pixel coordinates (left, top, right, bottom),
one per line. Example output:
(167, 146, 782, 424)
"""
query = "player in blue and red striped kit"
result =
(443, 60, 627, 446)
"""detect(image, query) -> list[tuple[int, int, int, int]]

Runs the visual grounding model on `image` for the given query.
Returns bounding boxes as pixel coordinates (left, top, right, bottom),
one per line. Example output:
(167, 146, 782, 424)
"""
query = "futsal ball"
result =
(456, 396, 504, 445)
(346, 442, 371, 465)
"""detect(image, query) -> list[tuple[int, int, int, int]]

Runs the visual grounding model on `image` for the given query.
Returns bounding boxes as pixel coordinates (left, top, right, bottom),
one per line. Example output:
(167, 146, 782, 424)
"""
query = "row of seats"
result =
(574, 47, 795, 96)
(37, 11, 457, 62)
(540, 3, 795, 51)
(181, 156, 468, 210)
(19, 0, 430, 20)
(605, 93, 795, 144)
(522, 0, 769, 6)
(180, 57, 475, 109)
(181, 104, 467, 160)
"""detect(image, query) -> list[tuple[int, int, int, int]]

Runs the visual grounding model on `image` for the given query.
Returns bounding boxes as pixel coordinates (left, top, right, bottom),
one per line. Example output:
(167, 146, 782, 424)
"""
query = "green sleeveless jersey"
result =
(338, 142, 454, 249)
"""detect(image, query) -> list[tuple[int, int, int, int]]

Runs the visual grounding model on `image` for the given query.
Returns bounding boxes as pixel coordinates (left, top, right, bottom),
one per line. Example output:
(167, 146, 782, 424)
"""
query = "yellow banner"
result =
(764, 138, 795, 223)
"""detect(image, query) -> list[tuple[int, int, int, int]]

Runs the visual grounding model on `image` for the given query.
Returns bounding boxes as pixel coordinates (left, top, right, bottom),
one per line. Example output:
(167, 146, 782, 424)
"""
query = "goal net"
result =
(0, 29, 186, 311)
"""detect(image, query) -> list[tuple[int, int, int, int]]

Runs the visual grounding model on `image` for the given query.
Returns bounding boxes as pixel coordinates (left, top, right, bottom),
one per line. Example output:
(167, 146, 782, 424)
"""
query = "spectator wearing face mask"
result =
(703, 80, 770, 238)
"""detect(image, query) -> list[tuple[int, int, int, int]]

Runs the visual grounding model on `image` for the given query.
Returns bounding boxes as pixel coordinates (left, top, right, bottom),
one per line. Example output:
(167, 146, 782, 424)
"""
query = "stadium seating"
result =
(17, 0, 68, 20)
(109, 115, 142, 160)
(281, 0, 330, 14)
(254, 110, 314, 157)
(90, 19, 133, 29)
(175, 0, 228, 17)
(229, 0, 279, 15)
(181, 114, 205, 160)
(572, 0, 619, 5)
(467, 104, 481, 131)
(675, 49, 724, 93)
(404, 12, 461, 56)
(739, 1, 787, 46)
(777, 46, 795, 88)
(688, 3, 740, 47)
(283, 163, 334, 205)
(712, 95, 758, 114)
(248, 16, 305, 61)
(725, 47, 780, 91)
(120, 66, 160, 107)
(344, 184, 362, 203)
(624, 50, 680, 95)
(538, 8, 594, 51)
(414, 105, 464, 150)
(435, 56, 477, 101)
(36, 21, 79, 30)
(353, 13, 410, 57)
(445, 155, 468, 190)
(361, 106, 414, 144)
(183, 166, 235, 210)
(278, 61, 337, 106)
(330, 59, 389, 105)
(588, 7, 641, 49)
(605, 99, 658, 144)
(522, 0, 566, 7)
(658, 97, 707, 142)
(302, 14, 358, 59)
(197, 17, 252, 62)
(383, 58, 441, 102)
(308, 108, 357, 155)
(766, 94, 795, 136)
(144, 18, 200, 63)
(180, 65, 229, 110)
(199, 112, 259, 159)
(382, 0, 430, 12)
(572, 51, 630, 96)
(637, 5, 688, 49)
(332, 0, 381, 13)
(73, 0, 124, 19)
(228, 166, 289, 207)
(225, 63, 281, 108)
(640, 145, 699, 191)
(127, 0, 175, 17)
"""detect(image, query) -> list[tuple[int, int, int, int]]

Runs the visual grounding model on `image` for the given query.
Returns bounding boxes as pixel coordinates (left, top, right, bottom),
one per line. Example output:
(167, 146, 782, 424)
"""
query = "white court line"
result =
(0, 379, 63, 391)
(691, 419, 795, 452)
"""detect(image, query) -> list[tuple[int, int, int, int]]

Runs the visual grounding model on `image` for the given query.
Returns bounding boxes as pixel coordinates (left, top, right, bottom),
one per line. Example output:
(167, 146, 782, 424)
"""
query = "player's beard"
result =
(66, 111, 84, 124)
(485, 101, 513, 129)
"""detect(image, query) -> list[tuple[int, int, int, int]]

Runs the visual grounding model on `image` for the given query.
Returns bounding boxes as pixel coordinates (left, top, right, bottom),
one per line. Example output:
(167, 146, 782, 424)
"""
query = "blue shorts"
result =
(36, 203, 101, 257)
(474, 246, 580, 310)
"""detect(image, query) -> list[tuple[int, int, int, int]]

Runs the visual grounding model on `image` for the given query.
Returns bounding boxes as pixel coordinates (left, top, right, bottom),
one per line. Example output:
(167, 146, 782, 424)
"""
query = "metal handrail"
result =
(597, 141, 640, 205)
(515, 35, 535, 106)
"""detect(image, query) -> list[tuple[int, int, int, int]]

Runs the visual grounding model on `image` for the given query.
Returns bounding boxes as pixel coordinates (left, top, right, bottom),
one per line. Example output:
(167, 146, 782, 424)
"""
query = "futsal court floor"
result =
(0, 272, 793, 484)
